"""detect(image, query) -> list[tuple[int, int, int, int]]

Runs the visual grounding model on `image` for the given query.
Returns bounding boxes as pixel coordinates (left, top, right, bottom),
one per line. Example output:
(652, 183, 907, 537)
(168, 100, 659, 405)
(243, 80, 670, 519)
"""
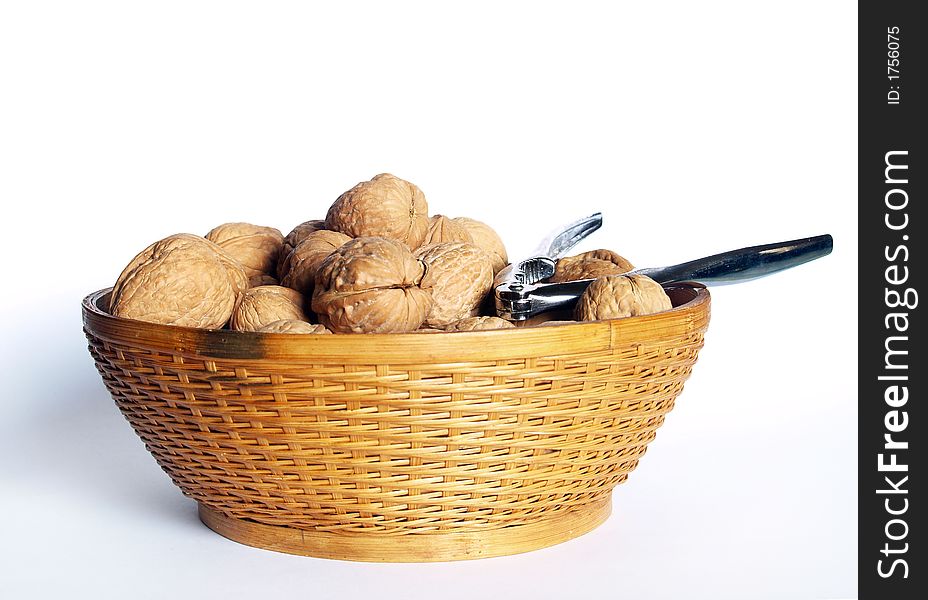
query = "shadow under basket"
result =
(82, 285, 710, 562)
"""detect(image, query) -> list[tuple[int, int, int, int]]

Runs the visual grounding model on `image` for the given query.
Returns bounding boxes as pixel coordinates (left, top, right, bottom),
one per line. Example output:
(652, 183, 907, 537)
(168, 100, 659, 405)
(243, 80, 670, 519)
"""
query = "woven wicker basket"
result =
(82, 284, 710, 561)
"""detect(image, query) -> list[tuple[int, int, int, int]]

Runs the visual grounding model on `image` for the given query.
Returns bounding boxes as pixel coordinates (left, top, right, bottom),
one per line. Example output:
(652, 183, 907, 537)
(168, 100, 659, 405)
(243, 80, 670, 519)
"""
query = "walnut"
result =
(250, 273, 279, 287)
(110, 233, 248, 329)
(513, 311, 565, 328)
(283, 219, 326, 250)
(575, 274, 672, 321)
(230, 285, 308, 331)
(534, 320, 579, 327)
(325, 174, 429, 249)
(312, 237, 433, 333)
(276, 219, 326, 279)
(205, 222, 284, 285)
(415, 242, 493, 328)
(550, 249, 634, 283)
(444, 316, 515, 332)
(280, 230, 352, 295)
(257, 319, 331, 334)
(452, 217, 508, 274)
(422, 215, 473, 246)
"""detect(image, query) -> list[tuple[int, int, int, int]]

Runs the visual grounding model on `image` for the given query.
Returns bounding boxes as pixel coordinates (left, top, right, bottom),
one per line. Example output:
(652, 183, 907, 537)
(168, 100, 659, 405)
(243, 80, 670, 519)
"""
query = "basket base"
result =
(198, 500, 612, 562)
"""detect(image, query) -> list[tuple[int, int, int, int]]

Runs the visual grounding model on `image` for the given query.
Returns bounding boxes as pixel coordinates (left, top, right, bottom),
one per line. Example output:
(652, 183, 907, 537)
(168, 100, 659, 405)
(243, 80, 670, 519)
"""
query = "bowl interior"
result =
(89, 284, 703, 319)
(83, 284, 709, 362)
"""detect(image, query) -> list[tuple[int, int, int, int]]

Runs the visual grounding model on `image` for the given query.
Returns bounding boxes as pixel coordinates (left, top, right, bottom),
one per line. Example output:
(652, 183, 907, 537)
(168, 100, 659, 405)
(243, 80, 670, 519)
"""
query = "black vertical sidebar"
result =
(860, 2, 924, 598)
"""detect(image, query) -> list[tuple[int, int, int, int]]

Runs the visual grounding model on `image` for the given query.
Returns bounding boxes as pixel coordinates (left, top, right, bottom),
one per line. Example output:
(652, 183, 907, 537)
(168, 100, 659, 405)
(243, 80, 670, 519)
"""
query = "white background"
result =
(0, 2, 857, 599)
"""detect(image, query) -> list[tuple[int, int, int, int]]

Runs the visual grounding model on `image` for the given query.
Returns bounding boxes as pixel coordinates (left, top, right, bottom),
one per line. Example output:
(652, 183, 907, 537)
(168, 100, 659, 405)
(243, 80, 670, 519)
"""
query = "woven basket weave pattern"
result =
(83, 286, 709, 552)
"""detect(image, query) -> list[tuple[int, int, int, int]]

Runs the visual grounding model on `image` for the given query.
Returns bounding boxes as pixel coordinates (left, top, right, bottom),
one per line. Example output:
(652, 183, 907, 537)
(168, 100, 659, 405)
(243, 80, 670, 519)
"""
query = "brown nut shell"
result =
(444, 316, 516, 332)
(249, 273, 279, 287)
(257, 319, 331, 334)
(452, 217, 508, 274)
(312, 237, 433, 333)
(550, 249, 635, 283)
(276, 220, 326, 279)
(110, 233, 248, 329)
(574, 274, 672, 321)
(513, 311, 569, 328)
(534, 320, 579, 327)
(230, 285, 308, 332)
(415, 242, 494, 328)
(325, 174, 429, 249)
(422, 215, 473, 246)
(280, 230, 352, 295)
(205, 222, 284, 283)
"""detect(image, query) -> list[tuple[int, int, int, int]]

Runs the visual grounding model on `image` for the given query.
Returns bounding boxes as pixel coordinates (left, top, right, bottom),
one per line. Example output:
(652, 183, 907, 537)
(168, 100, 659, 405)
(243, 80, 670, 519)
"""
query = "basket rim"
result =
(82, 285, 710, 362)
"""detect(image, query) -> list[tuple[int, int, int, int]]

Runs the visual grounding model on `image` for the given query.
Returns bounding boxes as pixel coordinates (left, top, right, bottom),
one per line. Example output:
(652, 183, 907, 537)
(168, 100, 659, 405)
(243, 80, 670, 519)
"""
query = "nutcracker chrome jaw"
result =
(494, 277, 591, 321)
(492, 212, 603, 320)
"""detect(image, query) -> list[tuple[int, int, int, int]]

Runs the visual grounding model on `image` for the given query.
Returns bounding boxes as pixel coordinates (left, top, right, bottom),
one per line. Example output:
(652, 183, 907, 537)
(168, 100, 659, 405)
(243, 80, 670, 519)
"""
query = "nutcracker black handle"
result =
(494, 234, 833, 320)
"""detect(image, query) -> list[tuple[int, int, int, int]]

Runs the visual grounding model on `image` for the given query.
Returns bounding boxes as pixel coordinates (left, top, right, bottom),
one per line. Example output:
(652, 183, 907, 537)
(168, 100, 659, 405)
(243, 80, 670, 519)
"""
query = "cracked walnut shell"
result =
(230, 285, 308, 332)
(325, 174, 429, 249)
(550, 249, 634, 283)
(110, 233, 248, 329)
(415, 242, 494, 328)
(312, 237, 433, 333)
(205, 222, 285, 287)
(575, 274, 672, 321)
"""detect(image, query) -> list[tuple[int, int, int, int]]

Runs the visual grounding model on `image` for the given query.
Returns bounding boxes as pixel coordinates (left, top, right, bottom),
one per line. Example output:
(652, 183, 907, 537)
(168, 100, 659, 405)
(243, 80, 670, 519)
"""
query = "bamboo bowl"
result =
(82, 284, 710, 561)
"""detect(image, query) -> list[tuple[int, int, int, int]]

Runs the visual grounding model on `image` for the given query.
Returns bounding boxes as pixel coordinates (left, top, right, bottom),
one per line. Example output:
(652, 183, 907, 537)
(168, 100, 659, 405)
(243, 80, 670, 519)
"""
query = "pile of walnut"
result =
(109, 173, 672, 334)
